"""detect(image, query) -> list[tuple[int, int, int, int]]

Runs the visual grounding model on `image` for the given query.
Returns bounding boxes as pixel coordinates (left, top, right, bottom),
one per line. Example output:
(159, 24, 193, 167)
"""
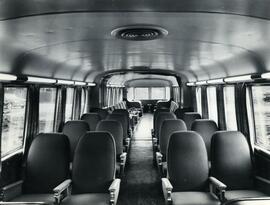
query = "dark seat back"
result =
(183, 112, 201, 130)
(112, 109, 130, 128)
(23, 133, 70, 194)
(174, 107, 194, 120)
(160, 119, 187, 159)
(62, 120, 90, 160)
(90, 108, 109, 120)
(72, 131, 115, 194)
(153, 108, 170, 130)
(155, 112, 176, 139)
(191, 119, 218, 158)
(96, 120, 124, 157)
(211, 131, 254, 190)
(107, 113, 128, 138)
(157, 101, 170, 109)
(81, 113, 101, 130)
(167, 131, 209, 192)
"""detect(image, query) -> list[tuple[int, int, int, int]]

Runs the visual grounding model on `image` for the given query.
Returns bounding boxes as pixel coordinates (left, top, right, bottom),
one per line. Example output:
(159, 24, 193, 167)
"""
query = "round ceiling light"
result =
(111, 25, 168, 41)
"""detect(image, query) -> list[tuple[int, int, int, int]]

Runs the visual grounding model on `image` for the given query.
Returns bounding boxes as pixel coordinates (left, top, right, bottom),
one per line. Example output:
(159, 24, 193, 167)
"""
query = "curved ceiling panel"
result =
(0, 9, 269, 81)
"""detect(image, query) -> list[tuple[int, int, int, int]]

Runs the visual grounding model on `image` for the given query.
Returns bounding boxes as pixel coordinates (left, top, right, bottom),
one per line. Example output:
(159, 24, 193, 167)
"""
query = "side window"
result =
(1, 87, 27, 157)
(246, 87, 255, 148)
(127, 87, 134, 101)
(196, 87, 202, 116)
(207, 86, 218, 124)
(81, 88, 85, 115)
(39, 87, 56, 132)
(250, 86, 270, 150)
(223, 86, 238, 130)
(65, 88, 74, 121)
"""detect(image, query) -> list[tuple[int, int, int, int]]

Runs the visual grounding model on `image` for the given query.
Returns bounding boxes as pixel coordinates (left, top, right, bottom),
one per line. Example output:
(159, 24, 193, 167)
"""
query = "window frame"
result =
(247, 83, 270, 154)
(1, 84, 29, 160)
(223, 85, 238, 131)
(38, 86, 58, 133)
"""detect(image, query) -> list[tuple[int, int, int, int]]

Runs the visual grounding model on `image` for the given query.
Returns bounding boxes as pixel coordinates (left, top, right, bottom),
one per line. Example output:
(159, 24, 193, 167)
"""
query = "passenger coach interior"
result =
(1, 1, 270, 205)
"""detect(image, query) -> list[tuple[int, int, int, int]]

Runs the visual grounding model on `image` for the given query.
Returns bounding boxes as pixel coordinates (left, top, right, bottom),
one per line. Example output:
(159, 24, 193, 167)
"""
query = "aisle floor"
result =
(118, 113, 164, 205)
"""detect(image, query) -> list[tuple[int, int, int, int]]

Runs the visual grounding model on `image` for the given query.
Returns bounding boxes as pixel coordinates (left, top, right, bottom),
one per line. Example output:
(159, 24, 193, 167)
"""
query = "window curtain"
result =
(55, 86, 66, 132)
(73, 87, 82, 120)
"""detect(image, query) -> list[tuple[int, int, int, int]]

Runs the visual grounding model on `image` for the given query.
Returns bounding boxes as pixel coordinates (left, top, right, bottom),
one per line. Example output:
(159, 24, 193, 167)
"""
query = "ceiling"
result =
(1, 0, 270, 83)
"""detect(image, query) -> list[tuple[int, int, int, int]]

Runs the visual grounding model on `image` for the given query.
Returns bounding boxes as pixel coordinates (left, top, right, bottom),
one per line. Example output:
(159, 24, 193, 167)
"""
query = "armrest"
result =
(161, 178, 173, 205)
(53, 179, 72, 204)
(209, 177, 227, 202)
(1, 180, 23, 201)
(120, 152, 127, 165)
(109, 179, 121, 205)
(156, 152, 163, 166)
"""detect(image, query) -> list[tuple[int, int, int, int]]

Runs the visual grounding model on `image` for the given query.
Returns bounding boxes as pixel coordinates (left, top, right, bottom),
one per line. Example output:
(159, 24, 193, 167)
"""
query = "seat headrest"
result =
(211, 131, 253, 190)
(167, 131, 209, 192)
(96, 120, 124, 156)
(191, 119, 218, 158)
(81, 113, 101, 130)
(62, 120, 90, 159)
(106, 113, 128, 137)
(155, 112, 176, 138)
(72, 131, 116, 194)
(24, 133, 70, 194)
(183, 112, 201, 130)
(159, 119, 187, 158)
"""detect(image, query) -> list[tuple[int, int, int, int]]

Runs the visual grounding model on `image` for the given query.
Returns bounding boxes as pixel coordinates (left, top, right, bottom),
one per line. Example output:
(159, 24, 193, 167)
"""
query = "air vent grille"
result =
(111, 25, 168, 41)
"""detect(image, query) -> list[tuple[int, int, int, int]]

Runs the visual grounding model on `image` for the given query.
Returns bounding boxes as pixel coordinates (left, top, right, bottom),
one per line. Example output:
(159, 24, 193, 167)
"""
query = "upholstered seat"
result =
(3, 133, 70, 204)
(191, 119, 218, 158)
(81, 113, 101, 130)
(182, 112, 201, 130)
(62, 120, 90, 160)
(162, 131, 221, 205)
(90, 108, 109, 120)
(61, 193, 109, 205)
(211, 131, 267, 201)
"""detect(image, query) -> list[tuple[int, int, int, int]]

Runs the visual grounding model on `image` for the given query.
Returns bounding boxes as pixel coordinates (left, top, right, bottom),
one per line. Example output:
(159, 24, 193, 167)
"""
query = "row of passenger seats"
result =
(1, 107, 139, 205)
(1, 132, 120, 205)
(152, 108, 269, 204)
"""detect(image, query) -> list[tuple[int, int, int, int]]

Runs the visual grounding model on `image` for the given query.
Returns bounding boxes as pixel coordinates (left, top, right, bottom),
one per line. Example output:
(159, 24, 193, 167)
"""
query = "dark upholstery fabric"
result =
(107, 113, 128, 138)
(11, 194, 54, 203)
(167, 131, 209, 192)
(156, 101, 170, 109)
(155, 112, 176, 139)
(183, 112, 201, 130)
(81, 113, 101, 130)
(224, 190, 267, 200)
(62, 120, 90, 159)
(211, 131, 254, 190)
(90, 108, 109, 120)
(153, 109, 170, 131)
(96, 120, 124, 156)
(113, 109, 130, 127)
(62, 193, 109, 205)
(23, 133, 70, 194)
(72, 131, 115, 194)
(171, 192, 220, 205)
(159, 119, 187, 159)
(191, 119, 218, 158)
(174, 107, 194, 120)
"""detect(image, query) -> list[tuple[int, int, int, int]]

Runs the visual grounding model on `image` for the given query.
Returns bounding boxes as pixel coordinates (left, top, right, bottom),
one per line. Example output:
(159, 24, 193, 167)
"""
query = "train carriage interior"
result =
(1, 0, 270, 205)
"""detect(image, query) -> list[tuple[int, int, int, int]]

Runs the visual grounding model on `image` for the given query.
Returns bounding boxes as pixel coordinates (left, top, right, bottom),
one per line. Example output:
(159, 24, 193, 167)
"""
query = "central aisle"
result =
(118, 113, 164, 205)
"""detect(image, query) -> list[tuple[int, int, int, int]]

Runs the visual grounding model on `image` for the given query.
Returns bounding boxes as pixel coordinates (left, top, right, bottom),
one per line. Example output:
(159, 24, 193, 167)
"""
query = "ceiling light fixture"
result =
(196, 81, 208, 86)
(27, 76, 56, 84)
(0, 73, 17, 81)
(207, 78, 224, 84)
(224, 75, 253, 83)
(57, 80, 74, 85)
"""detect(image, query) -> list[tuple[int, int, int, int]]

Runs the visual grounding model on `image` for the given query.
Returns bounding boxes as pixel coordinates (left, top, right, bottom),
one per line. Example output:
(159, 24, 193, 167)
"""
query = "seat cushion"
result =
(10, 194, 54, 203)
(171, 192, 220, 205)
(62, 193, 109, 205)
(225, 190, 267, 200)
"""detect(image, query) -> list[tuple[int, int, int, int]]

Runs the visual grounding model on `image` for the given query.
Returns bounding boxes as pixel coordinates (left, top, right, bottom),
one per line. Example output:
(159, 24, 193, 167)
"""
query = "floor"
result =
(118, 113, 165, 205)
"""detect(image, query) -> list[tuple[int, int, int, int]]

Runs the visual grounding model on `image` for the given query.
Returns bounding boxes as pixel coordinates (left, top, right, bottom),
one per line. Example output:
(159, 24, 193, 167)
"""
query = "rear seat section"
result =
(152, 112, 176, 152)
(161, 131, 222, 205)
(211, 131, 268, 201)
(152, 108, 170, 137)
(191, 119, 218, 160)
(62, 120, 90, 160)
(112, 109, 132, 137)
(2, 133, 70, 203)
(59, 131, 120, 205)
(174, 107, 194, 120)
(156, 119, 187, 176)
(81, 113, 101, 130)
(96, 120, 127, 177)
(107, 113, 130, 152)
(182, 112, 201, 130)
